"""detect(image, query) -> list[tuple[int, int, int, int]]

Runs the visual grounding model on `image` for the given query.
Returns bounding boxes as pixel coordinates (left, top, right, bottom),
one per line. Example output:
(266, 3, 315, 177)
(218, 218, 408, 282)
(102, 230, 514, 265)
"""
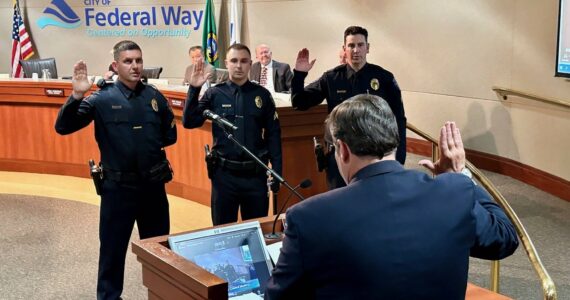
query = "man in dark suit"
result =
(250, 44, 293, 93)
(265, 94, 519, 299)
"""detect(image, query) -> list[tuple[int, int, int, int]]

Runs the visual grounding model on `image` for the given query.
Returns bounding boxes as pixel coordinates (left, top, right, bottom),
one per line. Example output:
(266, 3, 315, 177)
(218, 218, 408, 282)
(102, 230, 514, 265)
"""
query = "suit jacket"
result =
(265, 160, 518, 300)
(183, 63, 228, 85)
(250, 60, 293, 93)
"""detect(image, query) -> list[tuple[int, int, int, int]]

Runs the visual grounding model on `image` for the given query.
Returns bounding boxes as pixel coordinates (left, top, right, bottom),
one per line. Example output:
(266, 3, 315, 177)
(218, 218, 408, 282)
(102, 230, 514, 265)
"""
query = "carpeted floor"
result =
(0, 154, 568, 299)
(468, 171, 570, 300)
(0, 194, 146, 299)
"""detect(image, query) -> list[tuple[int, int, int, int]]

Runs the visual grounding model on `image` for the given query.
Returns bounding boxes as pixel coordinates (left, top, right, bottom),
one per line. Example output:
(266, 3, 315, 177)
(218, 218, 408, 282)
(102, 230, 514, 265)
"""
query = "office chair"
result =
(142, 67, 163, 79)
(214, 68, 229, 84)
(20, 57, 58, 79)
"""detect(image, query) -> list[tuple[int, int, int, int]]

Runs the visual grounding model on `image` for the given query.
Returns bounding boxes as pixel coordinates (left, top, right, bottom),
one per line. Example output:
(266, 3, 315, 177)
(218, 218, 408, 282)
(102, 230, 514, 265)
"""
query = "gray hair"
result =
(325, 94, 399, 158)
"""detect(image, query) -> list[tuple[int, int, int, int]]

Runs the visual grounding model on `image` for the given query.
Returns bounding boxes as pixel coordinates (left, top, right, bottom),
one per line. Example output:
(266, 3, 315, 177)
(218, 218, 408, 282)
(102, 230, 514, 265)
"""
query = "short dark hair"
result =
(227, 43, 251, 57)
(189, 45, 203, 54)
(344, 26, 368, 43)
(325, 94, 399, 158)
(113, 40, 141, 61)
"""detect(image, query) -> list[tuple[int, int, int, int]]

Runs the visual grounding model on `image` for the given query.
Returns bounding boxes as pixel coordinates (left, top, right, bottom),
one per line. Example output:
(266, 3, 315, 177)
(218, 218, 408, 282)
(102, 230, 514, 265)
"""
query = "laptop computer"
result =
(168, 221, 273, 298)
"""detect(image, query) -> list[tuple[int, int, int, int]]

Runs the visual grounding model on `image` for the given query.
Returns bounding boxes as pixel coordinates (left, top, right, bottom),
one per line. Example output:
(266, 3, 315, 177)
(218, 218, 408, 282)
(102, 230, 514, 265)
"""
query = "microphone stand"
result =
(220, 128, 305, 203)
(215, 123, 307, 240)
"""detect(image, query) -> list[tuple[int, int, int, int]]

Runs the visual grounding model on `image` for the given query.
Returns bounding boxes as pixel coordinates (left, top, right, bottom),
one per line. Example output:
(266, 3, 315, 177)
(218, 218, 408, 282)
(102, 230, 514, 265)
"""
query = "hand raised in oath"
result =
(419, 122, 466, 175)
(71, 60, 94, 100)
(189, 59, 210, 88)
(295, 48, 316, 73)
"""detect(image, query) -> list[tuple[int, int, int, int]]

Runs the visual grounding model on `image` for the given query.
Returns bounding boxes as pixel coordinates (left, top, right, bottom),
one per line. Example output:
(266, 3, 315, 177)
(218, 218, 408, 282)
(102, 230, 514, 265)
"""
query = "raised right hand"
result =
(295, 48, 316, 72)
(188, 60, 209, 88)
(419, 122, 466, 175)
(71, 60, 94, 100)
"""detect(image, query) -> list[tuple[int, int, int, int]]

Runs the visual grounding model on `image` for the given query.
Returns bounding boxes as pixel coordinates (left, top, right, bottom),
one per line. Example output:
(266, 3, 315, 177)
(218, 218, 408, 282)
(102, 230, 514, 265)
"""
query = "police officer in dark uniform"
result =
(292, 26, 407, 190)
(54, 40, 176, 300)
(183, 43, 282, 226)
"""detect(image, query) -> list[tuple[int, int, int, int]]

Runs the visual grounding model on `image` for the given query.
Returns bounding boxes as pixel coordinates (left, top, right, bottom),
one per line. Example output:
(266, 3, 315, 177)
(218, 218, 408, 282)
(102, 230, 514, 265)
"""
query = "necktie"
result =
(260, 66, 267, 86)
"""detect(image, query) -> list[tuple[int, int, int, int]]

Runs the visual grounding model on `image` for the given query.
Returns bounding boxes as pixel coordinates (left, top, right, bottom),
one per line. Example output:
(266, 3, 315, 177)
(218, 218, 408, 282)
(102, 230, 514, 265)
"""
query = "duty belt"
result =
(216, 156, 258, 172)
(103, 169, 143, 183)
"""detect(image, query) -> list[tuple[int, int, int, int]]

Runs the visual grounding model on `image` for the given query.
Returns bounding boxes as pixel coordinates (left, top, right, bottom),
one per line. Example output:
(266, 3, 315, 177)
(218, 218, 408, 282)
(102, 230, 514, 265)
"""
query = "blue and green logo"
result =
(37, 0, 81, 29)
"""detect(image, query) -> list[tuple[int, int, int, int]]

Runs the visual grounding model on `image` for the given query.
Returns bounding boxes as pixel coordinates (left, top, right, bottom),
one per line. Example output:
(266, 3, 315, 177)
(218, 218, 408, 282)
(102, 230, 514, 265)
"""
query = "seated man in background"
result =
(265, 94, 518, 299)
(250, 44, 293, 93)
(183, 45, 228, 86)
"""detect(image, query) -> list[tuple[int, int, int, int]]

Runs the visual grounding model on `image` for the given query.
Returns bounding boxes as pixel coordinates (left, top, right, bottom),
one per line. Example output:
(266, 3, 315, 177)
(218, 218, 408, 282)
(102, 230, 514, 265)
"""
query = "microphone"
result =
(264, 179, 312, 240)
(96, 78, 114, 89)
(203, 109, 238, 131)
(313, 136, 326, 172)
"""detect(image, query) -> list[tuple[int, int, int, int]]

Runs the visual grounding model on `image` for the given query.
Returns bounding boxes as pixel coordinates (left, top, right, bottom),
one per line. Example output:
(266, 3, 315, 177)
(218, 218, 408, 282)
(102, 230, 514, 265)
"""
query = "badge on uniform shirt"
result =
(255, 96, 263, 109)
(151, 98, 159, 112)
(370, 78, 380, 91)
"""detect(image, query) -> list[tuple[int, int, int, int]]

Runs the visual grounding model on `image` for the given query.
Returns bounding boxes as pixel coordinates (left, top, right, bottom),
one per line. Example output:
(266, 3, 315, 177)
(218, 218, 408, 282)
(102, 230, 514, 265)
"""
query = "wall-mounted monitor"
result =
(556, 0, 570, 78)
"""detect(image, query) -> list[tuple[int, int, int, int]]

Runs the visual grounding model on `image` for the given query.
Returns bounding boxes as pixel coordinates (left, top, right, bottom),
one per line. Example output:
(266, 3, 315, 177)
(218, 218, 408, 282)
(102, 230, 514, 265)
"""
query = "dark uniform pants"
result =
(97, 180, 170, 300)
(210, 167, 269, 226)
(325, 151, 347, 190)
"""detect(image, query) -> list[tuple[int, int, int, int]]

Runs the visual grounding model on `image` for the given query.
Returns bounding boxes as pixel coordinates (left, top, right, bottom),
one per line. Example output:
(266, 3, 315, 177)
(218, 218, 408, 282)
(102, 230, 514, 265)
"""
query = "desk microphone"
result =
(264, 179, 312, 240)
(96, 78, 114, 88)
(203, 109, 238, 131)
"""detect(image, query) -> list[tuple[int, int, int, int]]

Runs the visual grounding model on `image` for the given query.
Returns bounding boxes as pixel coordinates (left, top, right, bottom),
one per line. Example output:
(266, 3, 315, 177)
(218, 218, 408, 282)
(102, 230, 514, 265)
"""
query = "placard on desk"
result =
(44, 88, 65, 97)
(169, 98, 185, 108)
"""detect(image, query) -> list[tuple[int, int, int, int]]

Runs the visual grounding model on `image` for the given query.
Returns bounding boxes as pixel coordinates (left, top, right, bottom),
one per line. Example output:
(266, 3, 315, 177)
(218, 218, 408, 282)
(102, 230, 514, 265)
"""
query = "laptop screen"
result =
(168, 221, 272, 298)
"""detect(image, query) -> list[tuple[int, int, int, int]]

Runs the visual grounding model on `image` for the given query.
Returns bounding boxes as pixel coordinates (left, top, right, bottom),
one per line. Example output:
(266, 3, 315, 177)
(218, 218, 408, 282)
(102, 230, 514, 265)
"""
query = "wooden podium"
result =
(131, 216, 280, 300)
(132, 215, 511, 300)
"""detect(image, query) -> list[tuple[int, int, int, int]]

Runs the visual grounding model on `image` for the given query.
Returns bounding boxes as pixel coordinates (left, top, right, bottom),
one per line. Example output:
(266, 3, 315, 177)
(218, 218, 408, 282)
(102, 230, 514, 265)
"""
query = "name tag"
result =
(112, 105, 122, 109)
(222, 104, 232, 108)
(133, 126, 142, 129)
(337, 90, 347, 94)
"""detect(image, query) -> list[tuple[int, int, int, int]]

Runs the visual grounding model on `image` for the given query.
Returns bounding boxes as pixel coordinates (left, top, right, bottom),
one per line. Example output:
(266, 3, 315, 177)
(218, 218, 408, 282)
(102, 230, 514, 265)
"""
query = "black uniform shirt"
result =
(183, 80, 282, 176)
(55, 80, 177, 172)
(291, 63, 407, 164)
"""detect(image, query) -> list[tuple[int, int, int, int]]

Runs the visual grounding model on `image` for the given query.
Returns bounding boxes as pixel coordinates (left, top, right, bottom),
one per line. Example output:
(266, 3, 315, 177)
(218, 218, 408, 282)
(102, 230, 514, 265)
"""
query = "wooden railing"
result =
(492, 86, 570, 110)
(406, 122, 557, 300)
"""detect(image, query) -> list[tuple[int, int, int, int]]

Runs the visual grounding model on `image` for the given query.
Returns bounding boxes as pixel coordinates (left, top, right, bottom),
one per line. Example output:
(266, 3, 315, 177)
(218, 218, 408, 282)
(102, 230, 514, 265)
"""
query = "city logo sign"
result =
(37, 0, 81, 29)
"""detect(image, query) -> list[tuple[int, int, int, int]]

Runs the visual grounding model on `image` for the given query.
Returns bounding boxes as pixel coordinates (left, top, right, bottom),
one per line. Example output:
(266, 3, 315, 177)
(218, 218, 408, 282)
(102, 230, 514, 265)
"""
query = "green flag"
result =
(202, 0, 219, 67)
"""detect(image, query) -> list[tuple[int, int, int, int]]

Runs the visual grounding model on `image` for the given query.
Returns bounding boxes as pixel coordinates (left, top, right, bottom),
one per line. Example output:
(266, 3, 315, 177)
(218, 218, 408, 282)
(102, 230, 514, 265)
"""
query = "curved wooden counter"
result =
(0, 79, 328, 207)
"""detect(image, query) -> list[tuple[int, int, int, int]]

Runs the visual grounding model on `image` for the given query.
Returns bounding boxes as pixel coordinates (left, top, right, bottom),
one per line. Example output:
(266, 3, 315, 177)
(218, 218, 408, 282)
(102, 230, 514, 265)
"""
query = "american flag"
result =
(11, 0, 35, 78)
